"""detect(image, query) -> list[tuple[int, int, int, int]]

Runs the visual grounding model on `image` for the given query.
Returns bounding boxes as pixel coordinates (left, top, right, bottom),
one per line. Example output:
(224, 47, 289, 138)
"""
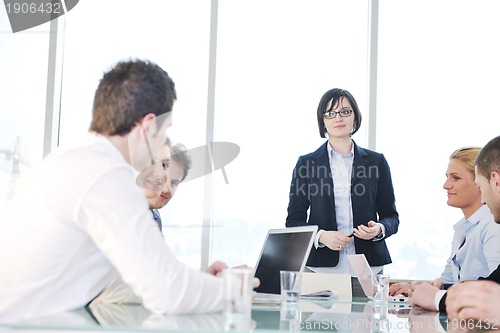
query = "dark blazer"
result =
(286, 141, 399, 267)
(438, 264, 500, 312)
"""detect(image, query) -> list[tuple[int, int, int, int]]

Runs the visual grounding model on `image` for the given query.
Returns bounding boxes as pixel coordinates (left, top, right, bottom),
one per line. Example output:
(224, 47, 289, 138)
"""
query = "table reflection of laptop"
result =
(253, 226, 318, 303)
(347, 254, 410, 307)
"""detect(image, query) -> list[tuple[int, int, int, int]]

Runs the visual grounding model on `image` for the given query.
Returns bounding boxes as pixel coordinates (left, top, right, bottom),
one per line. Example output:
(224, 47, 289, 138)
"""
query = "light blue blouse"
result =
(440, 204, 500, 283)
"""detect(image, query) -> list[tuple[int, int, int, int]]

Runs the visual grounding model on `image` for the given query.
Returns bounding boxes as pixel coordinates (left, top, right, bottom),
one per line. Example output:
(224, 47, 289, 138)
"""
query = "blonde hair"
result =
(449, 147, 482, 179)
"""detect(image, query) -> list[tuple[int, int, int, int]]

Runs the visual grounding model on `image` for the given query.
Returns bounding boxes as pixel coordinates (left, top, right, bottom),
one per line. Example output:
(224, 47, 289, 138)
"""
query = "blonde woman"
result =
(390, 147, 500, 297)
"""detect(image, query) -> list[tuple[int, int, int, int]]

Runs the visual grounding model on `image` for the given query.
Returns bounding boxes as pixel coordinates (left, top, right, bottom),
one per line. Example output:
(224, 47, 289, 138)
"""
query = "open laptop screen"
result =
(347, 254, 375, 298)
(254, 226, 317, 295)
(347, 253, 410, 304)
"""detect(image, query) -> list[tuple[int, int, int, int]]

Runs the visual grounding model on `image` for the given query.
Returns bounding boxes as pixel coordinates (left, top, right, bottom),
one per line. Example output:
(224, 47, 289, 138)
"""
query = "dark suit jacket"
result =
(286, 141, 399, 267)
(438, 264, 500, 312)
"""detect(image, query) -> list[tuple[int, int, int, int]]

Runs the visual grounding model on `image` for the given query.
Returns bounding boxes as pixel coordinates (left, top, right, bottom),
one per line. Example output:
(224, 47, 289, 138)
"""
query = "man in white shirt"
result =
(0, 59, 228, 321)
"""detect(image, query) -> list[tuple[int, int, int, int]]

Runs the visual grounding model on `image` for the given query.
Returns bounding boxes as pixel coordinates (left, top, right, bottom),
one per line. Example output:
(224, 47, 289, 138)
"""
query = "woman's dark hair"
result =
(316, 88, 362, 138)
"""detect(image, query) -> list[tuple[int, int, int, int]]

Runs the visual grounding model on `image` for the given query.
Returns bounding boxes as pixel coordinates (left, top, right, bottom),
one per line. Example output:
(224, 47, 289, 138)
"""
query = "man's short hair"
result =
(476, 135, 500, 181)
(90, 59, 177, 136)
(171, 143, 192, 181)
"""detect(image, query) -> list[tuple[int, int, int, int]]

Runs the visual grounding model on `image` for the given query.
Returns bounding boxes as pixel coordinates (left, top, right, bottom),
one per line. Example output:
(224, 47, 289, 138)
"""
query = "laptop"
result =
(253, 225, 318, 303)
(347, 254, 410, 306)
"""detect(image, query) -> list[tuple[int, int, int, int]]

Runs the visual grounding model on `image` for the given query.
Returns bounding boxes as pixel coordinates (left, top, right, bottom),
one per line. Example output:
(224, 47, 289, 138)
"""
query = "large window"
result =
(0, 9, 50, 211)
(59, 0, 212, 268)
(211, 0, 369, 267)
(378, 0, 500, 279)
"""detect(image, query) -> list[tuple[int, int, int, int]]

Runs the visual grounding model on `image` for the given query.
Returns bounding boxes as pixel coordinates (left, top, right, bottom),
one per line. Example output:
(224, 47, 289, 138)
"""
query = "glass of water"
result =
(372, 274, 390, 303)
(280, 270, 302, 303)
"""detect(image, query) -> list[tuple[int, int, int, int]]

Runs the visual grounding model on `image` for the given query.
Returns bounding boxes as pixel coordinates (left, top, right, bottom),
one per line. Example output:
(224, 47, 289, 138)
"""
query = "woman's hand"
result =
(319, 231, 353, 251)
(389, 282, 414, 297)
(353, 221, 382, 240)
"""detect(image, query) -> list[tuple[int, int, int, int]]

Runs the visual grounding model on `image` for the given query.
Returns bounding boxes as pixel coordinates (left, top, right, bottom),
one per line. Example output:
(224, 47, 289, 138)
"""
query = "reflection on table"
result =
(0, 299, 456, 333)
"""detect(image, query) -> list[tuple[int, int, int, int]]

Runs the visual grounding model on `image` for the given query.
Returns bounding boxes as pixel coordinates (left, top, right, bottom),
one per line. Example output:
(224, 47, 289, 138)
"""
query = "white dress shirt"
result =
(0, 134, 224, 321)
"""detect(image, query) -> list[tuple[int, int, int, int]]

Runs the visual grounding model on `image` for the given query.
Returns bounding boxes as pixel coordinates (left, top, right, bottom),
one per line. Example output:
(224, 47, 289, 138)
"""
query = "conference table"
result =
(1, 297, 480, 333)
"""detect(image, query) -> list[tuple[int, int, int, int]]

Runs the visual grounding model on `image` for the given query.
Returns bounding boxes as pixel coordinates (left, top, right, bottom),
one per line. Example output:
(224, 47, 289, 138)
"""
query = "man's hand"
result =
(206, 260, 228, 276)
(431, 278, 444, 289)
(253, 277, 260, 290)
(446, 280, 500, 322)
(231, 265, 260, 292)
(411, 283, 440, 311)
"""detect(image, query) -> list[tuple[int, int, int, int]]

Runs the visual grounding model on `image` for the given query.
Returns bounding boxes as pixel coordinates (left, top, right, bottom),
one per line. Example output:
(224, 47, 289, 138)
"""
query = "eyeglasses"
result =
(323, 109, 353, 119)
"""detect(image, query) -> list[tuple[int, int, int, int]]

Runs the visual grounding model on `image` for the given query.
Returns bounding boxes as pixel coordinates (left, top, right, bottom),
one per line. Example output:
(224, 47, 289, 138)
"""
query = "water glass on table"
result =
(280, 270, 302, 303)
(372, 274, 390, 303)
(223, 268, 254, 320)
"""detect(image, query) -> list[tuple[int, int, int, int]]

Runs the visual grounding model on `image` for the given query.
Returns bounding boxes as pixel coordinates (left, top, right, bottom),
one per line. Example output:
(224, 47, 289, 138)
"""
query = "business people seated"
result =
(412, 135, 500, 322)
(0, 59, 249, 321)
(137, 136, 172, 232)
(390, 147, 500, 297)
(143, 141, 192, 233)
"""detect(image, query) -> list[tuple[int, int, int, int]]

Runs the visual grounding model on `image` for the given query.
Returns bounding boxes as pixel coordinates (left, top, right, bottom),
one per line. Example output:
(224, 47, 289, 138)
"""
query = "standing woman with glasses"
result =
(286, 88, 399, 295)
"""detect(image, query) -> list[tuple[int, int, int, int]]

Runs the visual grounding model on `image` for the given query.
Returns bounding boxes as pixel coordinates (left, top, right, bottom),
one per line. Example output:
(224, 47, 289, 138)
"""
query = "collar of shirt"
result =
(326, 140, 354, 164)
(453, 204, 491, 236)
